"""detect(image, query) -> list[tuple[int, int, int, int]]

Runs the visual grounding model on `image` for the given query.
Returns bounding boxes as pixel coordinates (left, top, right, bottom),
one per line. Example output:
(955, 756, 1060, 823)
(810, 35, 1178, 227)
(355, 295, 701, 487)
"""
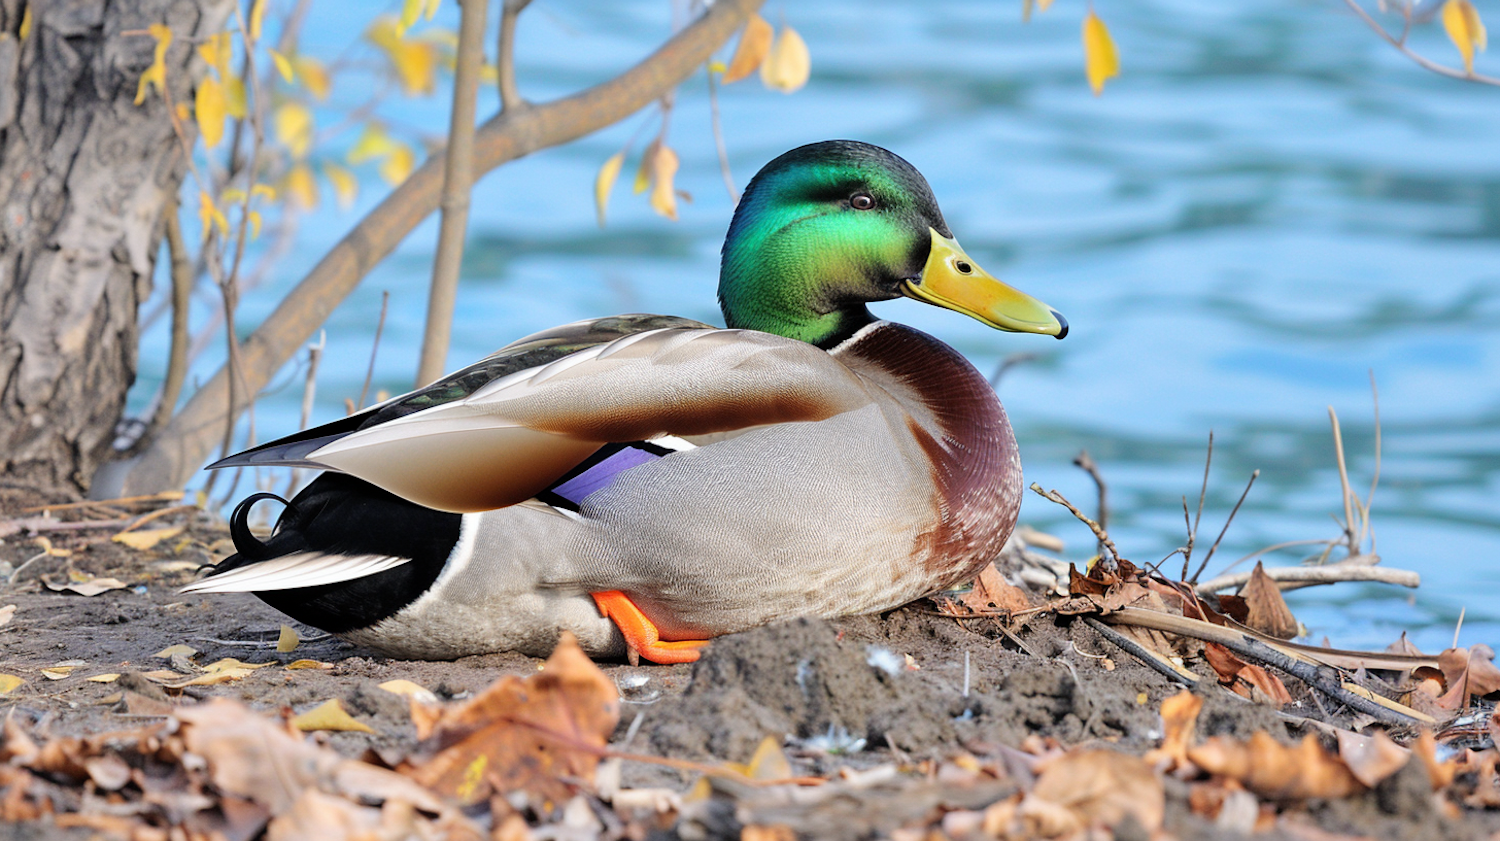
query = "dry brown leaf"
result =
(722, 13, 773, 84)
(85, 673, 120, 683)
(112, 525, 184, 551)
(1335, 729, 1409, 788)
(1240, 562, 1298, 640)
(1203, 642, 1293, 705)
(1030, 749, 1164, 832)
(292, 699, 375, 733)
(403, 632, 620, 806)
(285, 659, 334, 670)
(959, 564, 1031, 613)
(1411, 730, 1458, 789)
(1436, 644, 1500, 710)
(1189, 732, 1363, 800)
(1146, 690, 1203, 771)
(760, 24, 810, 93)
(43, 576, 128, 597)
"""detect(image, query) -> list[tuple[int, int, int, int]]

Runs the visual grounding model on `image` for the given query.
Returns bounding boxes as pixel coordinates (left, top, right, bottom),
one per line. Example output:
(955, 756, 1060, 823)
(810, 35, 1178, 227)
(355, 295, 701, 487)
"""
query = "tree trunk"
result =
(0, 0, 231, 496)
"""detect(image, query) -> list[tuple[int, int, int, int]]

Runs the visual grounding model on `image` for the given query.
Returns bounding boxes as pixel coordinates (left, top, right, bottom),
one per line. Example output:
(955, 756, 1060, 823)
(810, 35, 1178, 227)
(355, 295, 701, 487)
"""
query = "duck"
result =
(183, 140, 1066, 665)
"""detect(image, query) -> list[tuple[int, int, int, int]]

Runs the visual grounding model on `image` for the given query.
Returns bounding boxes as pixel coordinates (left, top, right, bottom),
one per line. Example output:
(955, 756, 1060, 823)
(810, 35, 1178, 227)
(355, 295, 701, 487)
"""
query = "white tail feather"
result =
(180, 552, 412, 594)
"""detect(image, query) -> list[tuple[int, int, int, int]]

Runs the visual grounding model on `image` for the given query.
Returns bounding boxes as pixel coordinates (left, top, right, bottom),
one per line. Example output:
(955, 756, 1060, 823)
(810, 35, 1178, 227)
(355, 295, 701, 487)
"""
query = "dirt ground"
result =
(1, 491, 1497, 840)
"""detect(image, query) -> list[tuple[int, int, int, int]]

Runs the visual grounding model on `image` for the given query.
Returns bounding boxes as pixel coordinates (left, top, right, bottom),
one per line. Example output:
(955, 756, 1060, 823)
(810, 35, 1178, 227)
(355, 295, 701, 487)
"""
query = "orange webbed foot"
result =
(590, 590, 709, 665)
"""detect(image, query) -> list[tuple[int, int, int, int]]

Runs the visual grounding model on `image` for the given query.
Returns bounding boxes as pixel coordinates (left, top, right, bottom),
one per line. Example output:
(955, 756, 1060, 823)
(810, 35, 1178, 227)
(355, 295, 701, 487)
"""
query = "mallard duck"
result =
(184, 140, 1066, 664)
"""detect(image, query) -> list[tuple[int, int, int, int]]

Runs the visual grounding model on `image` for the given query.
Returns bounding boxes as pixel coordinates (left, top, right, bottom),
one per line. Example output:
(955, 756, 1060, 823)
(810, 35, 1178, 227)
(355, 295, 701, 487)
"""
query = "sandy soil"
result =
(0, 491, 1496, 840)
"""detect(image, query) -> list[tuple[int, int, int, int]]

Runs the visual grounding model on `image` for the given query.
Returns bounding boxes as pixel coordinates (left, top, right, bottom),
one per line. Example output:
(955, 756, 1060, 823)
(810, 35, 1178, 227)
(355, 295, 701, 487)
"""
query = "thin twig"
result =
(1188, 470, 1259, 584)
(1362, 371, 1382, 551)
(1082, 617, 1206, 690)
(1194, 559, 1418, 596)
(286, 332, 326, 499)
(142, 196, 194, 450)
(1072, 450, 1108, 557)
(496, 0, 534, 112)
(1028, 483, 1121, 570)
(1340, 0, 1500, 86)
(358, 292, 389, 408)
(1328, 407, 1359, 553)
(705, 66, 737, 202)
(1182, 431, 1214, 579)
(989, 352, 1038, 388)
(415, 0, 489, 388)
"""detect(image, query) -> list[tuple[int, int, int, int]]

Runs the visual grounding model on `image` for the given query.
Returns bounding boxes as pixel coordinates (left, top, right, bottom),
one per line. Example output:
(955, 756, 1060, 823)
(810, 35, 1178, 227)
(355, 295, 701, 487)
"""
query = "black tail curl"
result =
(229, 492, 292, 562)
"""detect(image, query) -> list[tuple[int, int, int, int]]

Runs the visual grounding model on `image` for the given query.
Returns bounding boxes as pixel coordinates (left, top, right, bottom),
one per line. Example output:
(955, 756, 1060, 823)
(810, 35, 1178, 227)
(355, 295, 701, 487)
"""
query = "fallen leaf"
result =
(154, 643, 197, 659)
(1203, 642, 1293, 705)
(723, 14, 773, 84)
(41, 666, 78, 681)
(404, 631, 620, 805)
(379, 679, 438, 705)
(1189, 732, 1363, 800)
(293, 699, 375, 733)
(43, 577, 128, 597)
(1336, 729, 1409, 788)
(761, 24, 810, 93)
(1030, 749, 1164, 832)
(1411, 730, 1458, 789)
(277, 624, 300, 653)
(1145, 690, 1202, 770)
(724, 736, 792, 781)
(0, 674, 24, 695)
(1240, 562, 1298, 639)
(959, 564, 1032, 613)
(85, 674, 120, 683)
(1082, 11, 1120, 96)
(0, 604, 14, 628)
(286, 659, 334, 670)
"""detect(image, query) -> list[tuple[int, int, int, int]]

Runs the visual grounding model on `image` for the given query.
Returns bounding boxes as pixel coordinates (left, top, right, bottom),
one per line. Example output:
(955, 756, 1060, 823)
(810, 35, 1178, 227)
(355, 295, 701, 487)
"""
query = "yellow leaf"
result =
(707, 60, 727, 74)
(378, 678, 438, 704)
(174, 102, 191, 123)
(247, 209, 262, 239)
(1443, 0, 1487, 75)
(323, 161, 358, 209)
(1039, 0, 1055, 12)
(277, 624, 300, 653)
(594, 151, 625, 227)
(285, 659, 334, 670)
(113, 525, 185, 551)
(633, 141, 656, 195)
(252, 183, 277, 202)
(249, 0, 267, 42)
(18, 5, 30, 40)
(379, 141, 415, 185)
(194, 77, 226, 149)
(134, 23, 173, 106)
(295, 56, 330, 101)
(267, 47, 296, 83)
(197, 31, 232, 77)
(761, 24, 810, 93)
(273, 101, 314, 159)
(649, 144, 680, 221)
(41, 666, 77, 680)
(424, 0, 442, 22)
(1082, 11, 1120, 96)
(723, 14, 773, 84)
(0, 674, 22, 695)
(285, 162, 319, 209)
(292, 698, 375, 733)
(225, 75, 247, 119)
(399, 0, 423, 36)
(154, 643, 197, 659)
(745, 735, 792, 780)
(198, 190, 229, 240)
(348, 123, 396, 164)
(368, 16, 439, 94)
(87, 673, 120, 683)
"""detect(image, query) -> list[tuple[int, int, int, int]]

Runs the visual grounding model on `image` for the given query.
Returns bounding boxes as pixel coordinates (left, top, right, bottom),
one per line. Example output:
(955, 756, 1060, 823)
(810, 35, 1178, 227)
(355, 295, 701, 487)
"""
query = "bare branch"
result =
(122, 0, 767, 495)
(1341, 0, 1500, 86)
(497, 0, 533, 112)
(1028, 482, 1121, 571)
(1188, 469, 1259, 584)
(416, 0, 490, 387)
(1195, 557, 1419, 596)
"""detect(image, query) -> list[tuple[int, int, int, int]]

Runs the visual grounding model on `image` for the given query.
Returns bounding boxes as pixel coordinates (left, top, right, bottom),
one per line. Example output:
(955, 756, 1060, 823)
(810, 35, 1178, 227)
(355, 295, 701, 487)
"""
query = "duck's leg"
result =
(590, 591, 709, 665)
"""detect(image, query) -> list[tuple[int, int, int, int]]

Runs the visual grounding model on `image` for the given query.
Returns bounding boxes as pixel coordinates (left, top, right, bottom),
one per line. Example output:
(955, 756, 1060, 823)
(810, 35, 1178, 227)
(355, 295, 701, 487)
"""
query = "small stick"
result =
(1183, 430, 1214, 579)
(1194, 560, 1417, 596)
(1072, 450, 1108, 555)
(1329, 407, 1359, 553)
(1454, 606, 1466, 649)
(1188, 470, 1258, 584)
(962, 651, 971, 698)
(1029, 483, 1121, 570)
(21, 492, 182, 514)
(1081, 617, 1206, 690)
(358, 291, 389, 409)
(705, 67, 737, 203)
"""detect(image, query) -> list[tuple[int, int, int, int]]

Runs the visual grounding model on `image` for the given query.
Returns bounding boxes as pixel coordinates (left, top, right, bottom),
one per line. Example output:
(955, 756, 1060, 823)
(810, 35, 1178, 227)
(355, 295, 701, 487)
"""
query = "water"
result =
(132, 0, 1500, 652)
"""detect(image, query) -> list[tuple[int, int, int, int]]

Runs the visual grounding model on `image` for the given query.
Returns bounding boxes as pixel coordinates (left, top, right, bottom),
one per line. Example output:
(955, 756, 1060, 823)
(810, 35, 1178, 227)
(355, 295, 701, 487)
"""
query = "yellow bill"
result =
(902, 229, 1067, 339)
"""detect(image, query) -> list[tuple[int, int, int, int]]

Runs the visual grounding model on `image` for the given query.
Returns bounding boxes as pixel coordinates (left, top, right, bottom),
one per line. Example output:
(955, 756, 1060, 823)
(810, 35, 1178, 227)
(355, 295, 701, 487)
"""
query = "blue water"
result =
(132, 0, 1500, 652)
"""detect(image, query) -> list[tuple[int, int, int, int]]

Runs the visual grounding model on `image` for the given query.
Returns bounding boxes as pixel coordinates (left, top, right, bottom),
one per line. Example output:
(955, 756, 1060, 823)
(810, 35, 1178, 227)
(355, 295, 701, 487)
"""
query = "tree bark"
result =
(0, 0, 231, 496)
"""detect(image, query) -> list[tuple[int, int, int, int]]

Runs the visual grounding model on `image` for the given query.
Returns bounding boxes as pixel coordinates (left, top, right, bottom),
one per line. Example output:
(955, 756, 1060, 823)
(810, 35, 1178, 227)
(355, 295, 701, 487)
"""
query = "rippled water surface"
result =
(134, 0, 1500, 651)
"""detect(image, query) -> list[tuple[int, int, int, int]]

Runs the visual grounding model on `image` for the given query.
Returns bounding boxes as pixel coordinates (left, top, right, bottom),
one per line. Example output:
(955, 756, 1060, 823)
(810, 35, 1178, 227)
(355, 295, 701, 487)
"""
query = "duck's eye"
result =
(850, 193, 875, 211)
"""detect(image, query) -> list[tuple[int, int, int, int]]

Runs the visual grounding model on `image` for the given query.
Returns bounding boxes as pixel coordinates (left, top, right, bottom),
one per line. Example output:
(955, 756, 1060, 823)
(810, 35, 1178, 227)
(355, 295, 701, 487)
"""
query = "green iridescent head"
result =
(719, 140, 1066, 348)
